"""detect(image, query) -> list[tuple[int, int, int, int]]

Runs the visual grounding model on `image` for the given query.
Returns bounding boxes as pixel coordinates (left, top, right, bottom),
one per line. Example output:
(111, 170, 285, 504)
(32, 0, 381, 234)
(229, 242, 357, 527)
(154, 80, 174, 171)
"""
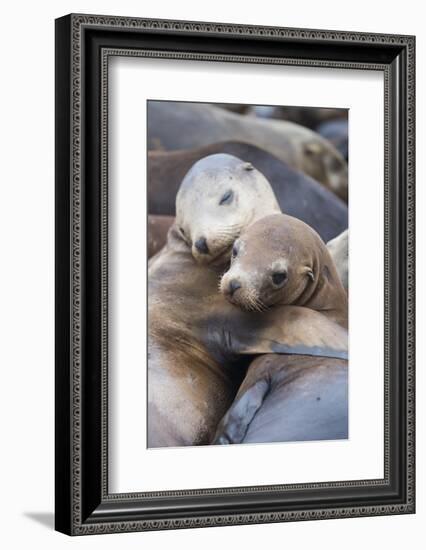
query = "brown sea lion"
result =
(148, 155, 348, 448)
(214, 214, 348, 445)
(250, 105, 348, 130)
(147, 101, 348, 201)
(147, 141, 348, 242)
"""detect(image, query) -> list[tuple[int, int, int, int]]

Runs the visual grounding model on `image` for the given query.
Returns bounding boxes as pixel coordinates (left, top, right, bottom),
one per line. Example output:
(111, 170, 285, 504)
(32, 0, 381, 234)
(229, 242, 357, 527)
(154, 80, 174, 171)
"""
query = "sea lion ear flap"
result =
(302, 266, 315, 281)
(304, 142, 322, 156)
(243, 162, 254, 171)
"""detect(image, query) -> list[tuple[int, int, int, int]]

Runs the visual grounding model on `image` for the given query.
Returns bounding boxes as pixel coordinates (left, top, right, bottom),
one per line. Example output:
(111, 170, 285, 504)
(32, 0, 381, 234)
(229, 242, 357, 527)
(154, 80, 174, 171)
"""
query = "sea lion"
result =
(214, 215, 348, 445)
(317, 118, 349, 161)
(148, 156, 348, 447)
(327, 229, 349, 291)
(220, 214, 348, 328)
(147, 141, 348, 242)
(147, 101, 348, 201)
(212, 354, 348, 444)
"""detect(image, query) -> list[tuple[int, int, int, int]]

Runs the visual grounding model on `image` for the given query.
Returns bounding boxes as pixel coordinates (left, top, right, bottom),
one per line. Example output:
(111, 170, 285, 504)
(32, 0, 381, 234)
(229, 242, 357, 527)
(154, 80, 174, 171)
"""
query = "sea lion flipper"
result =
(227, 306, 348, 360)
(212, 379, 270, 445)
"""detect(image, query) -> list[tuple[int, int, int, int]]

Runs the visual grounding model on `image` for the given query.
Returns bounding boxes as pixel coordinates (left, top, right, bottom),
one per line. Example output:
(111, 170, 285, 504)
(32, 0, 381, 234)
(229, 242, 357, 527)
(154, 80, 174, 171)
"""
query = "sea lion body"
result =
(148, 234, 239, 447)
(147, 101, 348, 200)
(213, 354, 348, 444)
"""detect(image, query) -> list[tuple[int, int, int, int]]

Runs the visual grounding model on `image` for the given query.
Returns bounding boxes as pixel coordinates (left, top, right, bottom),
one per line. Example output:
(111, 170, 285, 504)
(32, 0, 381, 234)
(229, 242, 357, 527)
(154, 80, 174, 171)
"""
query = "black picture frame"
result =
(55, 13, 415, 535)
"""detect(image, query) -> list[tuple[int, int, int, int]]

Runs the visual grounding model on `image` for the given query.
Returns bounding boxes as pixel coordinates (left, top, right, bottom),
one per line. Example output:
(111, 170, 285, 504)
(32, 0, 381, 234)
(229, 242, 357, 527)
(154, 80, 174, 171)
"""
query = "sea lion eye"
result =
(272, 271, 288, 286)
(232, 244, 238, 258)
(219, 189, 234, 205)
(179, 227, 185, 236)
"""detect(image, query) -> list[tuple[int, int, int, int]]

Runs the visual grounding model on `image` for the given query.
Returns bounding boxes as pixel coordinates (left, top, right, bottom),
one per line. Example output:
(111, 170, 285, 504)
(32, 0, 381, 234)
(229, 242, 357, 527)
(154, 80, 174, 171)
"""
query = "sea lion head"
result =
(175, 154, 280, 265)
(220, 213, 347, 316)
(303, 140, 348, 202)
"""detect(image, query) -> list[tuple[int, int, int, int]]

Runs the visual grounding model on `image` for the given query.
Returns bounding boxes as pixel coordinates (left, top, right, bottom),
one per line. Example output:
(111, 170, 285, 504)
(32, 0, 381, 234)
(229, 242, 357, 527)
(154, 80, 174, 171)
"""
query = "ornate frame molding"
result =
(55, 13, 415, 535)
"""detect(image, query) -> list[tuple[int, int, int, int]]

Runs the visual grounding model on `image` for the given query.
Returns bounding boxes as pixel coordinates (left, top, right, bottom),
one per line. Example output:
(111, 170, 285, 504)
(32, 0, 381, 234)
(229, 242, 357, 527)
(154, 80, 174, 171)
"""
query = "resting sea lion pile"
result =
(147, 101, 349, 447)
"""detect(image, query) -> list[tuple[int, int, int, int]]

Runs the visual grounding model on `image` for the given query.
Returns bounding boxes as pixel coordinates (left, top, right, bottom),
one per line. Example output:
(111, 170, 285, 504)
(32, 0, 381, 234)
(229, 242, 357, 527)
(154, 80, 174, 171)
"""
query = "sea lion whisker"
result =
(244, 296, 256, 312)
(246, 293, 264, 313)
(250, 301, 261, 313)
(250, 292, 267, 312)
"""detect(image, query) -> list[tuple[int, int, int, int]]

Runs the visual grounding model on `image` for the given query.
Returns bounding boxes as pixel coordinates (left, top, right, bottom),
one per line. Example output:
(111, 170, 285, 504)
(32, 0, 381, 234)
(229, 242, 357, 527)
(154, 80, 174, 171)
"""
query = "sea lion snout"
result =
(220, 271, 264, 311)
(271, 270, 288, 287)
(194, 236, 210, 255)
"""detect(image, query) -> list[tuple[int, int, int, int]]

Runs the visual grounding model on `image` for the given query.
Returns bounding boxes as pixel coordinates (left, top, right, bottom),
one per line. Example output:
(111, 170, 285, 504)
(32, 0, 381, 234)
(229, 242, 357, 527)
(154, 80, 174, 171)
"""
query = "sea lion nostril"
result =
(272, 271, 288, 286)
(194, 237, 209, 254)
(229, 279, 241, 296)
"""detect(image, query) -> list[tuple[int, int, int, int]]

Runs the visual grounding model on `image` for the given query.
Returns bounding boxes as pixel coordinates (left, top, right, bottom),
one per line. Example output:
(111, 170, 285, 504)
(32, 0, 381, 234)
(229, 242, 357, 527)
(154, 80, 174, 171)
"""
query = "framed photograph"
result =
(55, 14, 415, 535)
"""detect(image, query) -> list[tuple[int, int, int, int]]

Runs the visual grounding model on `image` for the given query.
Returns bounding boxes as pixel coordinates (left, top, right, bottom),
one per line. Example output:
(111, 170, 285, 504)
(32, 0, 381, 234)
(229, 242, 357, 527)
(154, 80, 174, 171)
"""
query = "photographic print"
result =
(147, 100, 349, 448)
